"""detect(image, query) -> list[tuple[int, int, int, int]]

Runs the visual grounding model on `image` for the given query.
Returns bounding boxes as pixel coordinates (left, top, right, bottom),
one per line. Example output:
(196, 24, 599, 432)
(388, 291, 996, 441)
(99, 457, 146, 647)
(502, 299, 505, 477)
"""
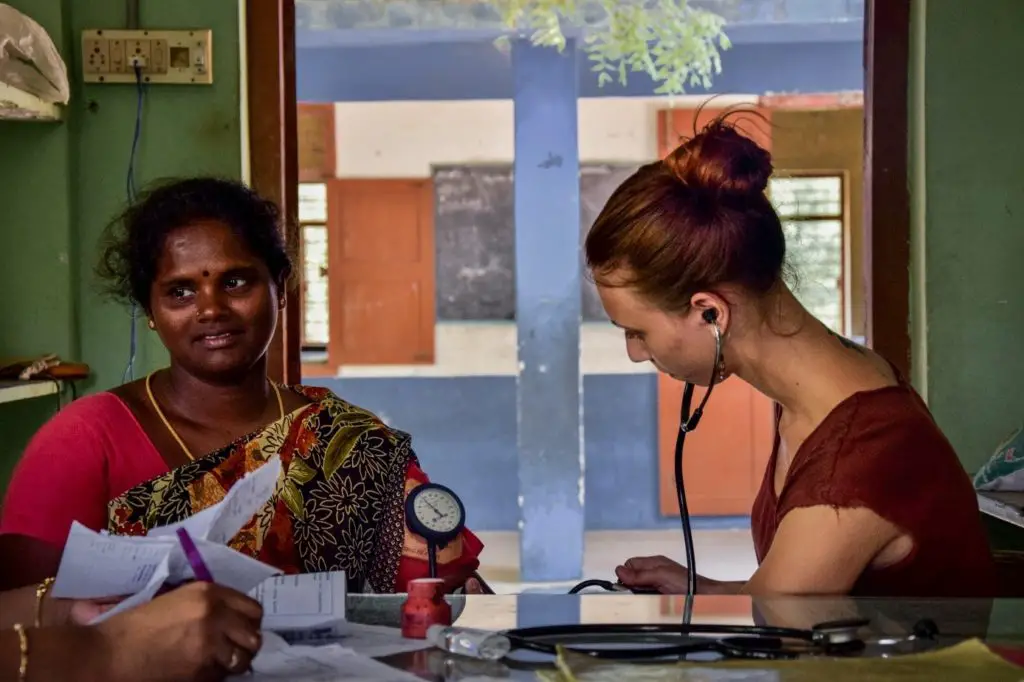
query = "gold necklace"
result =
(145, 371, 284, 461)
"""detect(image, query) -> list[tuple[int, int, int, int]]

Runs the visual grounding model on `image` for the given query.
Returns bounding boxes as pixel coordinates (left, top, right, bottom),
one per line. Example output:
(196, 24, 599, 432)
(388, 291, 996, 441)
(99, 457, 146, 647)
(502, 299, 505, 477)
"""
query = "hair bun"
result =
(662, 116, 773, 199)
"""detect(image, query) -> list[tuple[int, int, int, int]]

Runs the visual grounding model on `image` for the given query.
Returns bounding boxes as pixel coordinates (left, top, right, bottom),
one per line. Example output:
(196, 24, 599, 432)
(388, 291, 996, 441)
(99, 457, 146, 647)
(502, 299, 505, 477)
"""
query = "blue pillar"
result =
(513, 39, 583, 582)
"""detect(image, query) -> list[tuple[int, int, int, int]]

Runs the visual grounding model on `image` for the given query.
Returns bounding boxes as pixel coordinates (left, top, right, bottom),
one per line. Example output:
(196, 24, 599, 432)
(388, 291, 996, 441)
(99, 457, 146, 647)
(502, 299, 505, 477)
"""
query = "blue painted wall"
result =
(296, 22, 863, 102)
(308, 374, 750, 533)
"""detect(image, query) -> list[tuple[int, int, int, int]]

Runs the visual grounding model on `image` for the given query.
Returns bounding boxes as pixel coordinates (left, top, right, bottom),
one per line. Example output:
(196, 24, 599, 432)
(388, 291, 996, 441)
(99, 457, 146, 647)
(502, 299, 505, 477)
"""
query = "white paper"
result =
(90, 558, 171, 622)
(205, 457, 282, 543)
(246, 645, 424, 682)
(186, 539, 281, 593)
(52, 458, 284, 611)
(252, 571, 347, 634)
(52, 523, 173, 599)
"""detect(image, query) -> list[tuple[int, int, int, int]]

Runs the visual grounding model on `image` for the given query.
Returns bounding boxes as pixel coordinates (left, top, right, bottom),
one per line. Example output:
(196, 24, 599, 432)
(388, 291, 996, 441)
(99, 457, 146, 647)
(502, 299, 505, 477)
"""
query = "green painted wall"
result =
(0, 0, 243, 490)
(909, 0, 1024, 475)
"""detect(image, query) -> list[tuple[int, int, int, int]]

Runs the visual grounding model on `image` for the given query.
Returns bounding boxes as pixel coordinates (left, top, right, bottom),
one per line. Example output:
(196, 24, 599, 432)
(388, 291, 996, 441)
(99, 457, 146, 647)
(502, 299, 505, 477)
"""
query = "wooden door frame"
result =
(864, 0, 912, 378)
(297, 103, 337, 183)
(246, 0, 301, 385)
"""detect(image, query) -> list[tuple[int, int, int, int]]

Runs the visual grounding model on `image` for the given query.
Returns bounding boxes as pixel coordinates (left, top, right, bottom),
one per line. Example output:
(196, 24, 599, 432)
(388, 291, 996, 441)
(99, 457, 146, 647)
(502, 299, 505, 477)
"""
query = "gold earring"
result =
(148, 320, 155, 330)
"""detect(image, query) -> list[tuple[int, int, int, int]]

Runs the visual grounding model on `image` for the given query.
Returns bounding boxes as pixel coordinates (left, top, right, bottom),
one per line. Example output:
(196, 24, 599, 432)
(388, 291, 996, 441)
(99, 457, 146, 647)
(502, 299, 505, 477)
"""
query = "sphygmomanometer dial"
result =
(405, 482, 466, 546)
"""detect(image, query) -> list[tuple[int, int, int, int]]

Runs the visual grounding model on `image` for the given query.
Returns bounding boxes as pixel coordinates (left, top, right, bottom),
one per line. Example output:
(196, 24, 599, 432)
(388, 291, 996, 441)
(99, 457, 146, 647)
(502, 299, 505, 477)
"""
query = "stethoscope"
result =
(499, 617, 941, 661)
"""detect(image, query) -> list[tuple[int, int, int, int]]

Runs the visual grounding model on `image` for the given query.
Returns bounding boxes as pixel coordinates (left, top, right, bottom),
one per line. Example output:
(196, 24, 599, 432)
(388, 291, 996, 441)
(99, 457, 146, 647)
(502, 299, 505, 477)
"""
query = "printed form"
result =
(254, 571, 347, 633)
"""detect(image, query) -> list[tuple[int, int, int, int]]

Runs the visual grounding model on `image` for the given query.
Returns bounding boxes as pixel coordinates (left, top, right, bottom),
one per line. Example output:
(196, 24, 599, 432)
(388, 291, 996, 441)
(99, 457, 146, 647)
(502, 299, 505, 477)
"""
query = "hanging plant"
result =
(491, 0, 731, 95)
(297, 0, 732, 95)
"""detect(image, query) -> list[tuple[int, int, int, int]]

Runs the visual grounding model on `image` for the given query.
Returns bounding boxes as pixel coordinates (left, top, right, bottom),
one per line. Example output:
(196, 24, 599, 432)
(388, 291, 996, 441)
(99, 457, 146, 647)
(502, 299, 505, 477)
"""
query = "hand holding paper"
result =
(52, 457, 284, 618)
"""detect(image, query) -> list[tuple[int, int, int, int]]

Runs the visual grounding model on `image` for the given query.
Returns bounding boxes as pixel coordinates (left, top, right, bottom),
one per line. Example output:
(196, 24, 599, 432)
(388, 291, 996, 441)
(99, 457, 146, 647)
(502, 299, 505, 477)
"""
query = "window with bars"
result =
(769, 174, 846, 333)
(299, 183, 329, 350)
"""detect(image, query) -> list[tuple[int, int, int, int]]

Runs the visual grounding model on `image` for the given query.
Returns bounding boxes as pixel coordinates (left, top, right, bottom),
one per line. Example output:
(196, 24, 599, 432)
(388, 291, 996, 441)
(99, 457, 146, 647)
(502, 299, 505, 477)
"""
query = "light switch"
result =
(109, 39, 126, 73)
(150, 39, 168, 74)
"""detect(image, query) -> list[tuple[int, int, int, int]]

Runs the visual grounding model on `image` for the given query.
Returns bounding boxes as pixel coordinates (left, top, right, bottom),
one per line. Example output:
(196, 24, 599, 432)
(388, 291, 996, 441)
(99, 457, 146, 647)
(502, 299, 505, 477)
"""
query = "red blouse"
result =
(751, 383, 997, 597)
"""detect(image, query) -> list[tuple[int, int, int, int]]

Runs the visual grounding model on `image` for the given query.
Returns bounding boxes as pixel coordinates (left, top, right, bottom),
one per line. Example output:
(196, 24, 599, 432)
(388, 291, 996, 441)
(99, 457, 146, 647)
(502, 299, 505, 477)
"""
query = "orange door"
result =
(658, 378, 776, 515)
(326, 179, 435, 365)
(656, 107, 776, 516)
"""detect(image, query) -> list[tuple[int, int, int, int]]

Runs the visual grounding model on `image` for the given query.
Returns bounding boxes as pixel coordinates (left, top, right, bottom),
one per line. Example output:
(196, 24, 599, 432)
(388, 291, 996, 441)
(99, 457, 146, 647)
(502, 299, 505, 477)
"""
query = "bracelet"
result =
(13, 623, 29, 682)
(34, 578, 55, 628)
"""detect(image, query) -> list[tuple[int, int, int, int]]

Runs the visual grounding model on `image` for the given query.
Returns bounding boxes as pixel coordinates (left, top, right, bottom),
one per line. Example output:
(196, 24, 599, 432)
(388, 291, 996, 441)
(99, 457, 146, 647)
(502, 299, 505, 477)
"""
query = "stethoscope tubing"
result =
(501, 622, 834, 660)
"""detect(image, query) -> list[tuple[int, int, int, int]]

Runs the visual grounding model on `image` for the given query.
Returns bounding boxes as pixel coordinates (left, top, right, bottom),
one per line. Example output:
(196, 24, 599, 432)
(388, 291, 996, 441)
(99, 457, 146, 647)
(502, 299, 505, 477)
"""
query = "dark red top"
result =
(751, 382, 997, 597)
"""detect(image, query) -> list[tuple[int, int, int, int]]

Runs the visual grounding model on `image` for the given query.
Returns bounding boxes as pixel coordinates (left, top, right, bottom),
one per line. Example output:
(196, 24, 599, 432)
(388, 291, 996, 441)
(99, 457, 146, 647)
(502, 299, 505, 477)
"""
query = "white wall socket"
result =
(81, 29, 212, 85)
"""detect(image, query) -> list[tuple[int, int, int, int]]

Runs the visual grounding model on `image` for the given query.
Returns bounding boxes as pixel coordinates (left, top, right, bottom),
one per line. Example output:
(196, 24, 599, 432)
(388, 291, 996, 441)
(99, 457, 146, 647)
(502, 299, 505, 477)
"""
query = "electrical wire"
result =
(122, 64, 146, 383)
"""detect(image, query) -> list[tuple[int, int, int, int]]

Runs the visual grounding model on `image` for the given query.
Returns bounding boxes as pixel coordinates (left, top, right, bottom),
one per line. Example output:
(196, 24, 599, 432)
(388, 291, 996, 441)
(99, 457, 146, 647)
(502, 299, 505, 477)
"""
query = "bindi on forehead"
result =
(202, 270, 210, 278)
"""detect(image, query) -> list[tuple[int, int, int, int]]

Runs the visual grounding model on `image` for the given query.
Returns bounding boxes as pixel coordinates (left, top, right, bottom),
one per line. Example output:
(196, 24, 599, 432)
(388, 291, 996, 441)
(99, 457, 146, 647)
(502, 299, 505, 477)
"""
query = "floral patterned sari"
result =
(107, 385, 482, 593)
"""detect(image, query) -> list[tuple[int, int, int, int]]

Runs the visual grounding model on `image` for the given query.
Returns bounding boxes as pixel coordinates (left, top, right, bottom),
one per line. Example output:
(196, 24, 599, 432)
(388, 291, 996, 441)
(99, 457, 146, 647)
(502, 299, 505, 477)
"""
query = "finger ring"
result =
(229, 649, 242, 670)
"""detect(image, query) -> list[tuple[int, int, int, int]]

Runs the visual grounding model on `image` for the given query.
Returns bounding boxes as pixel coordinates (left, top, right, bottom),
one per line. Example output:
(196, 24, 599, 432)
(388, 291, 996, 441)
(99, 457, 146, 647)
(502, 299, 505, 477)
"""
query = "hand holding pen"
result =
(174, 528, 260, 676)
(177, 528, 217, 583)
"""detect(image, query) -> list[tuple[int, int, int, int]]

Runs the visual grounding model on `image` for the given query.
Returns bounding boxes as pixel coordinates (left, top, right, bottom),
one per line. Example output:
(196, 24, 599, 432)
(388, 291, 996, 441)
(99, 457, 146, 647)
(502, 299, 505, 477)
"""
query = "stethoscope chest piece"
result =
(810, 618, 871, 655)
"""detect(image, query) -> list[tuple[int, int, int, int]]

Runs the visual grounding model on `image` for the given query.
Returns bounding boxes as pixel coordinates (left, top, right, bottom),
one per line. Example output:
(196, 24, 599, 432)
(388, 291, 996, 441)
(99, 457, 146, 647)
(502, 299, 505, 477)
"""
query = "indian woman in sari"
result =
(0, 177, 483, 594)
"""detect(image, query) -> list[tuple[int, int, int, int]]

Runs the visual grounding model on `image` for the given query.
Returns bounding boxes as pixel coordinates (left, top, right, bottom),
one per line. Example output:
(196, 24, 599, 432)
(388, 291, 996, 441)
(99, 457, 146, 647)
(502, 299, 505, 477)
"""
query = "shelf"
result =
(0, 380, 60, 406)
(0, 82, 63, 122)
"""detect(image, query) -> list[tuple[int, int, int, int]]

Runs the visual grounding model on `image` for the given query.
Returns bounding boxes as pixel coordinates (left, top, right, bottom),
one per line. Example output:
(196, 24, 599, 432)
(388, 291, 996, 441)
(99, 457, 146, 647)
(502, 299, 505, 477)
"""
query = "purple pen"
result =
(176, 528, 215, 583)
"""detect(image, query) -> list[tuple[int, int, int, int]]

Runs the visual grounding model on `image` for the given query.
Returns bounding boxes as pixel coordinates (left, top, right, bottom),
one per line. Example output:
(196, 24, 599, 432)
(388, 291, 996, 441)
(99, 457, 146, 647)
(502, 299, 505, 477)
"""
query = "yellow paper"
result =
(536, 639, 1023, 682)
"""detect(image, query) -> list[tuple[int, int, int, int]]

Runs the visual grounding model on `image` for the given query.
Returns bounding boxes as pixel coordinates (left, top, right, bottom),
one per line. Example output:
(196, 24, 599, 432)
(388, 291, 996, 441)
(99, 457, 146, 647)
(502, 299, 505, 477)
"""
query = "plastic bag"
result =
(0, 3, 70, 104)
(974, 425, 1024, 492)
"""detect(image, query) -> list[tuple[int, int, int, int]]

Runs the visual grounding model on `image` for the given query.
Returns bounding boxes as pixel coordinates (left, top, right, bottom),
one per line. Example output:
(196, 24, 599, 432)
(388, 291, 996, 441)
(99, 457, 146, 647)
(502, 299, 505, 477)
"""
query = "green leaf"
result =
(280, 480, 305, 520)
(288, 458, 318, 486)
(323, 424, 375, 481)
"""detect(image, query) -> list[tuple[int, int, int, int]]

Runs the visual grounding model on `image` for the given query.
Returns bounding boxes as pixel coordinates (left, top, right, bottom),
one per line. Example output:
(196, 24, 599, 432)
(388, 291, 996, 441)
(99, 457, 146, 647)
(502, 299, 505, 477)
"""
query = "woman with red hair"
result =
(588, 113, 995, 598)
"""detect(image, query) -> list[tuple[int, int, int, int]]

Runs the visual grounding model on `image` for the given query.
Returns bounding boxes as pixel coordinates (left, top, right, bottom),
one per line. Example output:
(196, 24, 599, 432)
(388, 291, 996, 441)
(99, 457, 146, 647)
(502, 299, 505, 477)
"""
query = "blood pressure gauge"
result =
(405, 482, 467, 579)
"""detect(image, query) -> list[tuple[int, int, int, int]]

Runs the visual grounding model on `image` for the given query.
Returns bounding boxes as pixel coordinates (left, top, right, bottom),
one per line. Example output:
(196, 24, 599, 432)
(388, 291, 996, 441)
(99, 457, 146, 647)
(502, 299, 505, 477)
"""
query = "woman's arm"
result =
(742, 505, 902, 595)
(0, 586, 37, 630)
(0, 625, 105, 682)
(0, 580, 115, 631)
(0, 535, 63, 592)
(0, 583, 265, 682)
(0, 401, 115, 586)
(615, 506, 900, 596)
